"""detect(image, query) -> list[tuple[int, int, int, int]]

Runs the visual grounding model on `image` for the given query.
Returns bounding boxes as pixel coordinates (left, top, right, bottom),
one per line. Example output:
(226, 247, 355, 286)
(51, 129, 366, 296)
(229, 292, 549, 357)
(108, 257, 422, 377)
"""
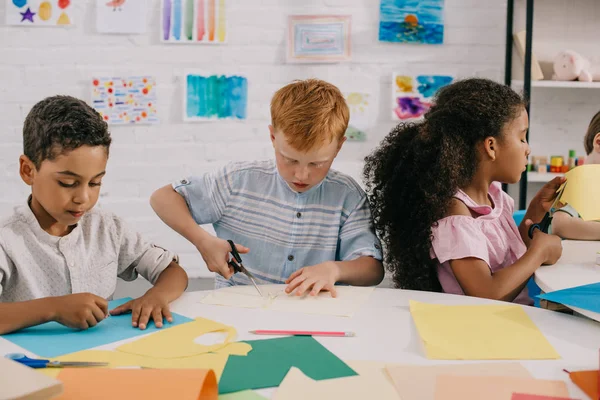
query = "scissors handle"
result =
(528, 212, 552, 239)
(227, 240, 243, 273)
(5, 353, 49, 368)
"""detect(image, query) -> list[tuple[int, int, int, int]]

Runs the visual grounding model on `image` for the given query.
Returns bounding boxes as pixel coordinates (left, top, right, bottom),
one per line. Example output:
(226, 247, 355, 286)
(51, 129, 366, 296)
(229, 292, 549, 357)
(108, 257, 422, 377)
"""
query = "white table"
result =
(535, 240, 600, 321)
(2, 289, 599, 399)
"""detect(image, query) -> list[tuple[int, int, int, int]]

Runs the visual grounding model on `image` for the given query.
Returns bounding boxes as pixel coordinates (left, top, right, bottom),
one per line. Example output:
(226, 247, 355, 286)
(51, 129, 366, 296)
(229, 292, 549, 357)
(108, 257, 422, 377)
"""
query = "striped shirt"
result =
(173, 160, 382, 288)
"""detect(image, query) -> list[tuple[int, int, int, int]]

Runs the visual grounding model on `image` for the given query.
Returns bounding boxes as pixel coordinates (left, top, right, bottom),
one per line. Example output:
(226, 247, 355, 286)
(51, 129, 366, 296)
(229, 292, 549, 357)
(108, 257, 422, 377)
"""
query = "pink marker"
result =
(249, 330, 355, 337)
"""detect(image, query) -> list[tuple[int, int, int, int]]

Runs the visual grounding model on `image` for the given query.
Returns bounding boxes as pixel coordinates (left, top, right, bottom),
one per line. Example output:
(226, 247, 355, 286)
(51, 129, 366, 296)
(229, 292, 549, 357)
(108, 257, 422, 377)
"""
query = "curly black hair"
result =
(23, 95, 111, 169)
(364, 78, 526, 291)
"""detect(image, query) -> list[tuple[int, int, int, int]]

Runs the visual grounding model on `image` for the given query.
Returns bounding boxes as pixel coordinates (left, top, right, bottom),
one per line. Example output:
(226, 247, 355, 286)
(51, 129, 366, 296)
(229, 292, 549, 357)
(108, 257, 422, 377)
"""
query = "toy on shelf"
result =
(530, 151, 585, 174)
(553, 50, 600, 82)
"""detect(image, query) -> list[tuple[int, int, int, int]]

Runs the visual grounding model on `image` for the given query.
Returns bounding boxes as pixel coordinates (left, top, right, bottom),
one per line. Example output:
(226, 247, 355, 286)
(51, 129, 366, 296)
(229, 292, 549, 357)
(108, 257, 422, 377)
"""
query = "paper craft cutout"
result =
(511, 394, 576, 400)
(219, 391, 268, 400)
(200, 284, 373, 317)
(566, 370, 599, 400)
(5, 0, 74, 26)
(434, 375, 569, 400)
(55, 368, 217, 400)
(537, 282, 600, 314)
(409, 300, 560, 360)
(0, 356, 63, 400)
(1, 298, 193, 358)
(386, 363, 531, 400)
(96, 0, 147, 34)
(274, 361, 399, 400)
(560, 165, 600, 221)
(218, 336, 357, 394)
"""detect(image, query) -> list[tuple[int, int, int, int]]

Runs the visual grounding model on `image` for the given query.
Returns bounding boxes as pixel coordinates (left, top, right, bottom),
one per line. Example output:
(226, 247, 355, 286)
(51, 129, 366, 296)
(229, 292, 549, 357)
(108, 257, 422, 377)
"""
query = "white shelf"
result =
(512, 80, 600, 89)
(527, 172, 564, 183)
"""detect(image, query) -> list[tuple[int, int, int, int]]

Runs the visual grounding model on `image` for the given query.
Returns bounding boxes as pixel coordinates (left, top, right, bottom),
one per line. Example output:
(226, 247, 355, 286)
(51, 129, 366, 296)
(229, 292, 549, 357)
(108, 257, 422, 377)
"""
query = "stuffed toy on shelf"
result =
(553, 50, 600, 82)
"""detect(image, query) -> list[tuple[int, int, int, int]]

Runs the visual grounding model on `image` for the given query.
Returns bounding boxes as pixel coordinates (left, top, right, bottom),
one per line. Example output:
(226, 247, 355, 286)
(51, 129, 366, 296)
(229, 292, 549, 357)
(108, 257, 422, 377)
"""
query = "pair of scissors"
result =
(5, 353, 109, 369)
(528, 184, 566, 239)
(227, 239, 263, 297)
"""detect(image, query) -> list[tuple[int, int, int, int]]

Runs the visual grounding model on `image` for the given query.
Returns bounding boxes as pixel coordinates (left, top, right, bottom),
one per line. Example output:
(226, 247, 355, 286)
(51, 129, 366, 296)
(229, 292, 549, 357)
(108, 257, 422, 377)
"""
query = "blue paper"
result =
(1, 297, 193, 358)
(537, 282, 600, 313)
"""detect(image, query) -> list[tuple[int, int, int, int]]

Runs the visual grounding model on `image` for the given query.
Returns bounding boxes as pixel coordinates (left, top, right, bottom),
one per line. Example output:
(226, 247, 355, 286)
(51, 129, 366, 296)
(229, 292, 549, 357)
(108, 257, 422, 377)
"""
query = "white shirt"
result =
(0, 202, 177, 302)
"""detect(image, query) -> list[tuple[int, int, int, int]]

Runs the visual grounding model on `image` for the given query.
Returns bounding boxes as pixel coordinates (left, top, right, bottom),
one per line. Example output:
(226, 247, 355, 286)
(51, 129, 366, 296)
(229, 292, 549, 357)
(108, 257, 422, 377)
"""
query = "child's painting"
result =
(5, 0, 74, 27)
(392, 74, 453, 121)
(96, 0, 147, 34)
(184, 73, 247, 121)
(287, 15, 351, 64)
(379, 0, 444, 44)
(91, 76, 159, 125)
(344, 92, 370, 142)
(161, 0, 227, 44)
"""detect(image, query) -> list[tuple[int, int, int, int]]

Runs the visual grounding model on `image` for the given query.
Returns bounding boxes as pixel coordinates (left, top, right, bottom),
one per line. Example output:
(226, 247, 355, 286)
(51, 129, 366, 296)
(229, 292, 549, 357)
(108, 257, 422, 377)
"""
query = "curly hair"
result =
(364, 78, 526, 291)
(23, 95, 111, 169)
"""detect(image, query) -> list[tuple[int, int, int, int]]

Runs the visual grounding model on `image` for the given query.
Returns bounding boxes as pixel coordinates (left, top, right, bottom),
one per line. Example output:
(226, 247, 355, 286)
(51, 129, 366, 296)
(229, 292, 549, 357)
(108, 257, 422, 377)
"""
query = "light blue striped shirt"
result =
(173, 160, 382, 288)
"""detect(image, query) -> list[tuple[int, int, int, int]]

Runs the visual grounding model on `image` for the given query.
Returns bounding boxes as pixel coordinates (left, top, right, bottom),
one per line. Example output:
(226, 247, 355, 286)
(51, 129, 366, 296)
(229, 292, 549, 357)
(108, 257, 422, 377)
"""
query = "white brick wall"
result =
(1, 0, 533, 277)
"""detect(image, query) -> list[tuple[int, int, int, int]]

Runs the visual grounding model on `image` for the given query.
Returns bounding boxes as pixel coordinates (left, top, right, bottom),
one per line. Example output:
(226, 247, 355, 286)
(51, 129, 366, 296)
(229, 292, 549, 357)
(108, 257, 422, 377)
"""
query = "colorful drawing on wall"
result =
(161, 0, 227, 44)
(91, 76, 159, 125)
(5, 0, 74, 26)
(184, 73, 247, 121)
(96, 0, 147, 34)
(379, 0, 444, 44)
(392, 74, 453, 121)
(344, 92, 370, 142)
(287, 15, 351, 64)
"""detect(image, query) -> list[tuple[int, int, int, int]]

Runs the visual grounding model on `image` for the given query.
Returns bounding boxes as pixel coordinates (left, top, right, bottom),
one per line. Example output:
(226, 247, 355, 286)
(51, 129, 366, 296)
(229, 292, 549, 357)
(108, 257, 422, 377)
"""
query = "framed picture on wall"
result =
(287, 15, 351, 64)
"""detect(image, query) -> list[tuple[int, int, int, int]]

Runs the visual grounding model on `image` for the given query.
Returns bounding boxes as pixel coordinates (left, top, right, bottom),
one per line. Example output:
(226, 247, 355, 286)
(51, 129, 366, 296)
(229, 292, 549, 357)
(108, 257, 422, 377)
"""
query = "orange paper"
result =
(568, 370, 599, 400)
(55, 368, 217, 400)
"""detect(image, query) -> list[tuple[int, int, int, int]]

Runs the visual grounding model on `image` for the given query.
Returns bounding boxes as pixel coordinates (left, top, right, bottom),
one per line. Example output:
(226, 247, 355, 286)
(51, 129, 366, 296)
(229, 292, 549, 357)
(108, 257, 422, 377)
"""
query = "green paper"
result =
(218, 336, 357, 394)
(219, 390, 267, 400)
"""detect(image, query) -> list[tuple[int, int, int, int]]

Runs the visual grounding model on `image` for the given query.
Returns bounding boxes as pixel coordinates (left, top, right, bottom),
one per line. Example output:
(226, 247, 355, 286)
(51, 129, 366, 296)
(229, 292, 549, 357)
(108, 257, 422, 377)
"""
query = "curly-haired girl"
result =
(364, 78, 563, 305)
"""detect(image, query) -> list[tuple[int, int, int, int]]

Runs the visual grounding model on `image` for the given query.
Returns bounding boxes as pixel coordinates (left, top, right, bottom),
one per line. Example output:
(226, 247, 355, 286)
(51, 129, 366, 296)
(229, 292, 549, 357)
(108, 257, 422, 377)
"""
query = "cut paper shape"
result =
(386, 363, 531, 400)
(200, 284, 373, 317)
(560, 165, 600, 221)
(161, 0, 227, 44)
(116, 317, 241, 358)
(434, 375, 569, 400)
(409, 300, 560, 360)
(219, 391, 268, 400)
(184, 73, 248, 121)
(379, 0, 444, 44)
(537, 282, 600, 314)
(219, 336, 357, 394)
(96, 0, 147, 34)
(287, 15, 351, 63)
(344, 92, 370, 142)
(566, 370, 599, 400)
(392, 74, 453, 121)
(55, 368, 217, 400)
(0, 356, 63, 400)
(5, 0, 74, 26)
(511, 394, 576, 400)
(0, 298, 193, 358)
(91, 76, 159, 125)
(273, 361, 399, 400)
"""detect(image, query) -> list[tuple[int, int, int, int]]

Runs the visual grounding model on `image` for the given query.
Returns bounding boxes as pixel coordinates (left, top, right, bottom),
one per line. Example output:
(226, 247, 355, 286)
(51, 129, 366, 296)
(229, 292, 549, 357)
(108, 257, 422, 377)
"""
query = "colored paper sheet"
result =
(218, 336, 357, 394)
(55, 368, 217, 400)
(511, 393, 576, 400)
(538, 282, 600, 314)
(386, 363, 531, 400)
(567, 370, 599, 400)
(0, 356, 63, 400)
(409, 300, 560, 360)
(219, 391, 268, 400)
(434, 375, 569, 400)
(1, 298, 193, 358)
(560, 165, 600, 221)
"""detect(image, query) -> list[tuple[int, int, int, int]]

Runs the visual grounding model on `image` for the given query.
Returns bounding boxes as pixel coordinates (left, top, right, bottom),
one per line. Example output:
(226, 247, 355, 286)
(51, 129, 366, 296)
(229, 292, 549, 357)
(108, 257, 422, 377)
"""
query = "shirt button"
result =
(296, 212, 302, 218)
(288, 255, 294, 261)
(180, 179, 189, 185)
(375, 243, 381, 250)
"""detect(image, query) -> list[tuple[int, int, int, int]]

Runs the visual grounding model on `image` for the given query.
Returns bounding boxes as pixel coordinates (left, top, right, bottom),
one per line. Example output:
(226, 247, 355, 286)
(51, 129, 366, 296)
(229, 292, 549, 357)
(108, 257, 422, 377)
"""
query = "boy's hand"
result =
(51, 293, 108, 330)
(109, 289, 172, 330)
(285, 262, 341, 297)
(196, 236, 249, 280)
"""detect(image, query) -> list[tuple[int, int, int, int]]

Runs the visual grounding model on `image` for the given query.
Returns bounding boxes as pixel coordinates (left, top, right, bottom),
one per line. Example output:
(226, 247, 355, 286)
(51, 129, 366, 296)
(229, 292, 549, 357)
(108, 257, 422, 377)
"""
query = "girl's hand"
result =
(526, 220, 563, 265)
(284, 262, 341, 297)
(535, 176, 567, 212)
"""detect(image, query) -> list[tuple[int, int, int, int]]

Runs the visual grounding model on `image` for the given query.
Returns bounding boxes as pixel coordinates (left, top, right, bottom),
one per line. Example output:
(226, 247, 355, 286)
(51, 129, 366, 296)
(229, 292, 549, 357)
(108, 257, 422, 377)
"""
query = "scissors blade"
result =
(240, 267, 263, 297)
(48, 361, 109, 367)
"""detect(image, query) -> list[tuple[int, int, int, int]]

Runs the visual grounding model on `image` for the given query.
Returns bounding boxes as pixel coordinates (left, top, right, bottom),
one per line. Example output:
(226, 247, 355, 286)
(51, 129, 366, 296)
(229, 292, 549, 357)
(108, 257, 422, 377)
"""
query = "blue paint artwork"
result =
(12, 0, 27, 8)
(1, 298, 193, 358)
(379, 0, 445, 44)
(416, 75, 453, 97)
(537, 282, 600, 314)
(185, 74, 248, 121)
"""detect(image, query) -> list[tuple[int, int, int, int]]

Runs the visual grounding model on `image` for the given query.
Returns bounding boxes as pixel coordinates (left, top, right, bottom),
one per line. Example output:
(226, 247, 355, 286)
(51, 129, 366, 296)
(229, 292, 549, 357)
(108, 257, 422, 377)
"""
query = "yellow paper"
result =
(200, 284, 373, 317)
(409, 301, 560, 360)
(434, 374, 569, 400)
(273, 361, 399, 400)
(385, 363, 530, 400)
(117, 317, 241, 358)
(560, 164, 600, 221)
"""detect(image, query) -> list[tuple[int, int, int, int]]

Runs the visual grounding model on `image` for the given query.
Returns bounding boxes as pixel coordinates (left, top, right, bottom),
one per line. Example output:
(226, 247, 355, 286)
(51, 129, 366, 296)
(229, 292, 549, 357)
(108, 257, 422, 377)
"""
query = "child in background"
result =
(550, 111, 600, 240)
(151, 79, 384, 296)
(0, 96, 188, 335)
(364, 78, 562, 305)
